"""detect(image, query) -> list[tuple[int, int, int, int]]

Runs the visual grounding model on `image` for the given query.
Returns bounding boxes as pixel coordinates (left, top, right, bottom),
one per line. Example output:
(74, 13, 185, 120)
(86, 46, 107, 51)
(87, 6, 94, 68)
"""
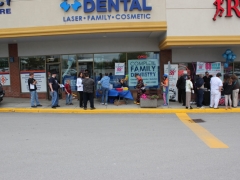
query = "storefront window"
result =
(20, 56, 45, 71)
(127, 52, 159, 88)
(233, 62, 240, 79)
(77, 54, 94, 76)
(61, 55, 77, 91)
(0, 57, 10, 86)
(94, 53, 126, 88)
(19, 56, 46, 93)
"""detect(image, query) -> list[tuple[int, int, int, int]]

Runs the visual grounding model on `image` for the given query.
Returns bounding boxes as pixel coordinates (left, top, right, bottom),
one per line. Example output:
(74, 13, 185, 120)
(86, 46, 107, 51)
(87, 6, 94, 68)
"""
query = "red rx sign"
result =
(213, 0, 240, 21)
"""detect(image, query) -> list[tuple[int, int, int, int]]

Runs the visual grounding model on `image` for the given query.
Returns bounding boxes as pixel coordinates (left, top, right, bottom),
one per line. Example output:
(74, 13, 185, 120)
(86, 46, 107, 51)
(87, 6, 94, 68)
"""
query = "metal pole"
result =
(167, 61, 170, 107)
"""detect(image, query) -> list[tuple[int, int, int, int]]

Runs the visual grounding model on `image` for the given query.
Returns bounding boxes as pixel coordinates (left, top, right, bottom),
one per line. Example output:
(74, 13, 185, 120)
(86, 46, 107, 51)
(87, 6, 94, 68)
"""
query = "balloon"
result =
(227, 54, 232, 60)
(222, 53, 227, 59)
(224, 63, 229, 68)
(226, 49, 232, 54)
(232, 55, 237, 60)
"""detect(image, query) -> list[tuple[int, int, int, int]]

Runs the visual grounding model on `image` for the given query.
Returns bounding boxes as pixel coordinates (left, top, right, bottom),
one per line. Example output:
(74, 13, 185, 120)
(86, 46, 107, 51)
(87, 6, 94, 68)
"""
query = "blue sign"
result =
(60, 0, 152, 12)
(0, 0, 11, 15)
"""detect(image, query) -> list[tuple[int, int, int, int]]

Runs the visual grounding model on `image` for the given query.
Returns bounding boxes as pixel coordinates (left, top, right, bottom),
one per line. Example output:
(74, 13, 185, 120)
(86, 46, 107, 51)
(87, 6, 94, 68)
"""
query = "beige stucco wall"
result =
(0, 0, 166, 29)
(166, 0, 240, 36)
(0, 44, 8, 57)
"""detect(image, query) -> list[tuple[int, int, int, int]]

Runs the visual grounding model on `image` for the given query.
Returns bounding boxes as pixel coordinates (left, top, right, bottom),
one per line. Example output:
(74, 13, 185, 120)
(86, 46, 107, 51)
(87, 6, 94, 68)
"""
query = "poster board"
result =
(164, 64, 178, 101)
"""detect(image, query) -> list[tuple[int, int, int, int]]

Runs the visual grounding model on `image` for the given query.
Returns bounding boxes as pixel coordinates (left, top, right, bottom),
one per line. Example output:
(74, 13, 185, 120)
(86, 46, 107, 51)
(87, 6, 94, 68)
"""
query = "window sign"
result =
(0, 57, 10, 86)
(128, 59, 159, 87)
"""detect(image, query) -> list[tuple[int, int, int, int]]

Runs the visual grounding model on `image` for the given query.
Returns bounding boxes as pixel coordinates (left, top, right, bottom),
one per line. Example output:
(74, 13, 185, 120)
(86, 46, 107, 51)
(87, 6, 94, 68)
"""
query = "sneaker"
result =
(134, 101, 137, 104)
(52, 106, 56, 109)
(209, 106, 213, 108)
(163, 104, 168, 106)
(31, 106, 37, 108)
(37, 104, 42, 107)
(101, 103, 105, 105)
(136, 102, 140, 105)
(214, 107, 219, 109)
(105, 103, 108, 106)
(200, 106, 205, 109)
(91, 107, 96, 110)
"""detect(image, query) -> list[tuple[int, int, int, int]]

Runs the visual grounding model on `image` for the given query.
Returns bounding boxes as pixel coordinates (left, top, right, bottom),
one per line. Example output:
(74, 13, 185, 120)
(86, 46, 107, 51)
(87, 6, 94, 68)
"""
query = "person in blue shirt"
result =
(100, 73, 110, 105)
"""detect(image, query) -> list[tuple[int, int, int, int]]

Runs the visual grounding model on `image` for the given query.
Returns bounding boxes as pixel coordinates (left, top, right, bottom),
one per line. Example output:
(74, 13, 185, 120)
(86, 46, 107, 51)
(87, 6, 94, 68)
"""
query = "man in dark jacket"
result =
(177, 71, 188, 106)
(82, 73, 95, 110)
(195, 74, 205, 108)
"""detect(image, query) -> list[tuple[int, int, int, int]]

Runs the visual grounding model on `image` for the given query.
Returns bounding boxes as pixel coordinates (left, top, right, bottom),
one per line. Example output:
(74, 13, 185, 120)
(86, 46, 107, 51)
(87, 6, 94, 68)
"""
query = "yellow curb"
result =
(0, 108, 240, 114)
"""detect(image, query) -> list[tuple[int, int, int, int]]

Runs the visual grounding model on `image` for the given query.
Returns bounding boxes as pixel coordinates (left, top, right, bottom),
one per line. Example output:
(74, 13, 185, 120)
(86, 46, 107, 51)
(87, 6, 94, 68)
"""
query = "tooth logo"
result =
(60, 0, 81, 12)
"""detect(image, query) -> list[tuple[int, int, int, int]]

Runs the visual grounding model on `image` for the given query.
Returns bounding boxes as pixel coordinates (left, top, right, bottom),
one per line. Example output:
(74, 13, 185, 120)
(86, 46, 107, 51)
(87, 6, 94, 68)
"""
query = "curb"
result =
(0, 108, 240, 114)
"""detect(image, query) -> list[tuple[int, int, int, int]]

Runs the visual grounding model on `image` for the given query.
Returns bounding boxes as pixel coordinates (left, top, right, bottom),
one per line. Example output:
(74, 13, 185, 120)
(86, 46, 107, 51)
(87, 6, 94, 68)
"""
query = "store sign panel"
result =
(0, 73, 10, 86)
(0, 0, 11, 15)
(213, 0, 240, 21)
(61, 0, 152, 22)
(20, 72, 47, 93)
(196, 62, 221, 75)
(128, 59, 159, 87)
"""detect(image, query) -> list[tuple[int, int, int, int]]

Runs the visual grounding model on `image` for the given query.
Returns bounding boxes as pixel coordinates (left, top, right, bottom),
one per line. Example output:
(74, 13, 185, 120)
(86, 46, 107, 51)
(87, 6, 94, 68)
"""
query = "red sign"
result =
(213, 0, 240, 21)
(137, 55, 147, 59)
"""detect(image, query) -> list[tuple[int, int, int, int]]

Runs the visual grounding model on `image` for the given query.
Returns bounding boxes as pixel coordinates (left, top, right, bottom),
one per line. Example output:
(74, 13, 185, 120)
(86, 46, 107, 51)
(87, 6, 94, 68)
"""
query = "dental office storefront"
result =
(0, 0, 166, 98)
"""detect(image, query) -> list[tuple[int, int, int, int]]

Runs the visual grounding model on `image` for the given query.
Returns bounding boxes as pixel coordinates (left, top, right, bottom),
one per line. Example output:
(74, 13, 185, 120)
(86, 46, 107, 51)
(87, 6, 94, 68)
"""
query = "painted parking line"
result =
(176, 113, 229, 149)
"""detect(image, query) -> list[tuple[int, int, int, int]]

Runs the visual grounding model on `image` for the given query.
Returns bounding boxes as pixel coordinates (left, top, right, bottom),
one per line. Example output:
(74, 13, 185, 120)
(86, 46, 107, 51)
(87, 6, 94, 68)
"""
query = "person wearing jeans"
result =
(28, 72, 42, 108)
(49, 71, 60, 109)
(100, 73, 110, 105)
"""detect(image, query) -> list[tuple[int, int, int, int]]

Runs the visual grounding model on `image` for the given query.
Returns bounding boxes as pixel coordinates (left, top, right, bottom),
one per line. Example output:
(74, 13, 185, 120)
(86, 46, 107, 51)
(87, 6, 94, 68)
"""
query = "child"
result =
(161, 74, 168, 106)
(64, 79, 73, 105)
(223, 77, 234, 110)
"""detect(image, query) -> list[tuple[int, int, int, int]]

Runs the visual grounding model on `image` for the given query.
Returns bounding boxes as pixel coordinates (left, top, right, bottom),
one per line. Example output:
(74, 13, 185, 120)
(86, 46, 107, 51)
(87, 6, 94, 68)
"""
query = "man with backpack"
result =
(195, 74, 205, 108)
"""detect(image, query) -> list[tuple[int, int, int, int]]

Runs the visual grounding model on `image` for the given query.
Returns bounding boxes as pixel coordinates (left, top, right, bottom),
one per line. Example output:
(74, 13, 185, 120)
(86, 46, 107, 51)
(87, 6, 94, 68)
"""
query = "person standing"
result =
(64, 79, 73, 105)
(178, 71, 188, 106)
(161, 74, 169, 106)
(100, 73, 110, 105)
(231, 74, 240, 108)
(210, 73, 223, 109)
(49, 71, 60, 109)
(185, 75, 193, 109)
(76, 72, 84, 108)
(28, 72, 42, 108)
(82, 73, 95, 110)
(203, 71, 212, 90)
(223, 77, 234, 110)
(134, 74, 144, 105)
(195, 74, 205, 108)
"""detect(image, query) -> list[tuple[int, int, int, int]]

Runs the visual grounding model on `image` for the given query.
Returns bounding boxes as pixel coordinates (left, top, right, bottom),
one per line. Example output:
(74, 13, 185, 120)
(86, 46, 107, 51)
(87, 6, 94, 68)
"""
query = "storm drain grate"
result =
(192, 119, 205, 123)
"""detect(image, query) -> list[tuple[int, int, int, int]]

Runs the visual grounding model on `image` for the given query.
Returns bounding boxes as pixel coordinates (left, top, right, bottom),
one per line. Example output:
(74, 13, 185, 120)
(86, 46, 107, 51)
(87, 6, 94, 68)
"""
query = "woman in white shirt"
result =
(185, 75, 193, 109)
(76, 72, 84, 108)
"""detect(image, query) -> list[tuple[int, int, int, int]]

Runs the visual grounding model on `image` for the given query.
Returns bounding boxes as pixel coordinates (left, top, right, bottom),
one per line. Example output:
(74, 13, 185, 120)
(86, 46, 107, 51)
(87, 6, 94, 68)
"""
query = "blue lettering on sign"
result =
(62, 0, 152, 13)
(0, 0, 11, 15)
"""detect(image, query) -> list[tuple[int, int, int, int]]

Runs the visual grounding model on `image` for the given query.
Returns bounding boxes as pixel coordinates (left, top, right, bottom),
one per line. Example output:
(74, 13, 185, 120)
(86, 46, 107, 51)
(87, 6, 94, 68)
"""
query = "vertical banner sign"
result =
(128, 59, 159, 87)
(115, 63, 125, 75)
(164, 64, 178, 102)
(196, 62, 221, 75)
(20, 72, 47, 93)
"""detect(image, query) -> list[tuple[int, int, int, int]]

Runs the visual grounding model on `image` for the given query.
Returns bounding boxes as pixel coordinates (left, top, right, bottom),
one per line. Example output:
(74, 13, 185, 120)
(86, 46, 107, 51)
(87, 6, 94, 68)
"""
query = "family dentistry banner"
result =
(128, 59, 159, 87)
(196, 62, 222, 75)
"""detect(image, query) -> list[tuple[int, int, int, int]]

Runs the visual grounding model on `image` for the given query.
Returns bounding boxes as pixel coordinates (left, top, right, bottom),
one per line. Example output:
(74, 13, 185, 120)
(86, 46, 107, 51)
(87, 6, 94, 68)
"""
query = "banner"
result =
(164, 64, 178, 101)
(115, 63, 125, 75)
(196, 62, 221, 75)
(0, 73, 10, 86)
(128, 59, 159, 87)
(21, 72, 47, 93)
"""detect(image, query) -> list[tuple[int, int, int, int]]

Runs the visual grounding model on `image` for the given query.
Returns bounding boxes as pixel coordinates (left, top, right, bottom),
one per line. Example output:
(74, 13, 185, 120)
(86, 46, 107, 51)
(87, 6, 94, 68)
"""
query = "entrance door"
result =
(46, 63, 61, 100)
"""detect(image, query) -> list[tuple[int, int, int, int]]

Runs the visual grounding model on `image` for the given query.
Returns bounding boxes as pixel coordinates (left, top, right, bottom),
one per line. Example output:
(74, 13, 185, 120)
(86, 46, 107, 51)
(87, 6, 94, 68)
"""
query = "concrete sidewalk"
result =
(0, 97, 240, 114)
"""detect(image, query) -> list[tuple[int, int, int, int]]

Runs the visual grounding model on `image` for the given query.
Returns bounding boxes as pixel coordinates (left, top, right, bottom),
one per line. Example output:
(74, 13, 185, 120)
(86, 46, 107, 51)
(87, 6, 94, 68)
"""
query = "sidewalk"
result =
(0, 97, 240, 114)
